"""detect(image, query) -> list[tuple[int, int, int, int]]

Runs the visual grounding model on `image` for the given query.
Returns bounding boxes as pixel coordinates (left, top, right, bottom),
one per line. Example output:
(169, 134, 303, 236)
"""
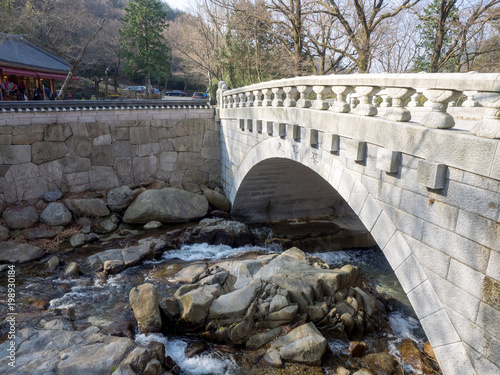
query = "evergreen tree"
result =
(120, 0, 170, 93)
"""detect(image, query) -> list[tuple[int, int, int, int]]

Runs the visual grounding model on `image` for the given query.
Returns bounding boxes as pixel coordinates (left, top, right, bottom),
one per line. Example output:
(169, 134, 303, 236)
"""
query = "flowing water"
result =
(1, 230, 432, 374)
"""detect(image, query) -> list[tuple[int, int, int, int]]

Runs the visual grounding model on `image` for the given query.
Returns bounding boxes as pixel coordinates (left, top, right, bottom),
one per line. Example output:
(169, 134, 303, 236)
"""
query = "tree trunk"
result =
(56, 18, 105, 100)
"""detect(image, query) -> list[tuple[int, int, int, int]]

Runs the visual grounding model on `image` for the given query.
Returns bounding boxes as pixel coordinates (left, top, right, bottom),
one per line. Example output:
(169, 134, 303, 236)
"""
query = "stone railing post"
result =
(354, 86, 381, 116)
(246, 91, 255, 107)
(408, 92, 421, 107)
(470, 92, 500, 138)
(272, 87, 284, 107)
(283, 86, 297, 107)
(421, 89, 461, 128)
(380, 92, 391, 108)
(232, 94, 239, 108)
(312, 86, 330, 110)
(228, 95, 234, 108)
(238, 93, 247, 107)
(217, 81, 227, 108)
(297, 86, 312, 108)
(253, 90, 263, 107)
(463, 91, 479, 107)
(331, 86, 353, 113)
(385, 87, 416, 122)
(262, 88, 272, 107)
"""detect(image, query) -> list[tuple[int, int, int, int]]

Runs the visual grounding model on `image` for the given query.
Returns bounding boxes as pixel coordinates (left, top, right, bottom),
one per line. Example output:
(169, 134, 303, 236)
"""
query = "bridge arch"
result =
(218, 73, 500, 374)
(229, 136, 467, 373)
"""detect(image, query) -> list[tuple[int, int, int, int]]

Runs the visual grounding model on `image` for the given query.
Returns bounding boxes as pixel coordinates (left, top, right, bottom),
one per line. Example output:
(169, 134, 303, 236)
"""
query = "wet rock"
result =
(85, 232, 99, 242)
(77, 217, 92, 233)
(147, 341, 166, 364)
(119, 346, 149, 373)
(423, 340, 436, 360)
(336, 367, 352, 375)
(175, 263, 208, 284)
(0, 242, 45, 263)
(185, 341, 208, 358)
(123, 188, 209, 224)
(63, 262, 80, 278)
(186, 218, 252, 246)
(64, 198, 110, 217)
(353, 370, 374, 375)
(46, 255, 60, 272)
(87, 245, 151, 269)
(399, 338, 436, 374)
(144, 359, 162, 375)
(40, 202, 72, 226)
(2, 205, 39, 229)
(0, 225, 8, 241)
(144, 220, 162, 229)
(107, 185, 136, 211)
(70, 233, 86, 247)
(104, 260, 125, 275)
(129, 283, 162, 333)
(43, 189, 63, 202)
(349, 341, 369, 358)
(159, 296, 180, 321)
(93, 214, 120, 234)
(165, 356, 181, 375)
(266, 322, 327, 366)
(178, 284, 222, 326)
(203, 188, 231, 211)
(0, 197, 5, 215)
(361, 352, 399, 375)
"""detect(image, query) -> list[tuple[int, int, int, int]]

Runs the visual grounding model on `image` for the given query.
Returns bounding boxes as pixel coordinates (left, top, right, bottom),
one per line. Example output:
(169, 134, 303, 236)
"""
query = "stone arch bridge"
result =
(217, 73, 500, 375)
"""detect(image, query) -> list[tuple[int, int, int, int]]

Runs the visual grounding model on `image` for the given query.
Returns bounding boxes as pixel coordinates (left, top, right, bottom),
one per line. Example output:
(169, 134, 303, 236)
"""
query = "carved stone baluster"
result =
(262, 89, 272, 106)
(238, 93, 246, 107)
(407, 92, 421, 107)
(354, 86, 381, 116)
(380, 92, 391, 108)
(331, 86, 353, 113)
(470, 92, 500, 138)
(232, 94, 240, 108)
(283, 86, 297, 107)
(312, 86, 330, 110)
(228, 95, 234, 108)
(223, 96, 229, 109)
(463, 91, 479, 107)
(246, 92, 255, 107)
(297, 86, 312, 108)
(253, 90, 262, 107)
(385, 87, 416, 122)
(421, 89, 461, 129)
(272, 87, 284, 107)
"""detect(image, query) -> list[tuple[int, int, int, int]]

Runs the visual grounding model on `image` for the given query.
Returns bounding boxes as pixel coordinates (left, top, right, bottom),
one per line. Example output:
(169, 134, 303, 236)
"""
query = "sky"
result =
(163, 0, 191, 11)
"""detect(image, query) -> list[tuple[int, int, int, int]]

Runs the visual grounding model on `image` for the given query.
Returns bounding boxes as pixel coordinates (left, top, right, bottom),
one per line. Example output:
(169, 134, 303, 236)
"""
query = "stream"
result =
(0, 224, 436, 374)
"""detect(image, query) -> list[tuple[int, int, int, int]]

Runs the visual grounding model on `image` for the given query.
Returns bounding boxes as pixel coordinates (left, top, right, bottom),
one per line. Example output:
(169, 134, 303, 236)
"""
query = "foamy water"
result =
(162, 242, 270, 262)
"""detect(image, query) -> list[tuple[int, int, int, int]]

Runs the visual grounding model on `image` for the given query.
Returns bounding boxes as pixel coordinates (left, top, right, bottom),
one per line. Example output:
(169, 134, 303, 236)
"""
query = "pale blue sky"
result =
(163, 0, 191, 11)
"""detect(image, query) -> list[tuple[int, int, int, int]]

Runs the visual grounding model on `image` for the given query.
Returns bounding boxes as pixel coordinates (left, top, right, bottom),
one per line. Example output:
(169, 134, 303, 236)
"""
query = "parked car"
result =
(124, 86, 146, 93)
(165, 90, 186, 97)
(192, 92, 205, 99)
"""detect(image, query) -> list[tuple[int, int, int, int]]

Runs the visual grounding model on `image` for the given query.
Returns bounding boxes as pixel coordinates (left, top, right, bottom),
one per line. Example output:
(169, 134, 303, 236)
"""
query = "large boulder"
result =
(0, 242, 45, 263)
(185, 218, 252, 246)
(64, 198, 110, 217)
(203, 188, 231, 211)
(40, 202, 72, 226)
(177, 284, 222, 326)
(107, 186, 136, 211)
(123, 188, 209, 224)
(2, 205, 39, 229)
(265, 322, 327, 366)
(129, 283, 162, 333)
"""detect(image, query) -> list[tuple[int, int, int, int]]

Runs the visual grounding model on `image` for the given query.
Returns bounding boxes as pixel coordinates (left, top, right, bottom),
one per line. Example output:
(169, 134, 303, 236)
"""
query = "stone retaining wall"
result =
(0, 108, 218, 203)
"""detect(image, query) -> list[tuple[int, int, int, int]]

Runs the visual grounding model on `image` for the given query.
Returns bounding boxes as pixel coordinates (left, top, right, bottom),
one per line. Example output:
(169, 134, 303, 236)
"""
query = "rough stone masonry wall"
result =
(0, 108, 218, 203)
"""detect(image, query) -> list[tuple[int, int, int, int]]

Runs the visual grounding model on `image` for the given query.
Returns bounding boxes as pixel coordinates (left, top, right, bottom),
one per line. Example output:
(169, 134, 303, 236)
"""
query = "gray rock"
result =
(0, 242, 45, 263)
(143, 220, 162, 229)
(64, 198, 110, 217)
(47, 256, 60, 272)
(63, 262, 80, 278)
(104, 260, 125, 275)
(118, 347, 149, 373)
(84, 233, 100, 243)
(203, 188, 231, 211)
(0, 225, 8, 241)
(24, 226, 60, 240)
(0, 197, 5, 215)
(107, 186, 136, 211)
(129, 283, 162, 333)
(187, 218, 251, 246)
(70, 234, 86, 247)
(123, 188, 209, 224)
(2, 205, 39, 229)
(178, 284, 222, 326)
(42, 318, 73, 331)
(175, 263, 208, 284)
(268, 322, 327, 366)
(43, 189, 63, 202)
(40, 202, 72, 226)
(246, 327, 282, 350)
(93, 214, 120, 234)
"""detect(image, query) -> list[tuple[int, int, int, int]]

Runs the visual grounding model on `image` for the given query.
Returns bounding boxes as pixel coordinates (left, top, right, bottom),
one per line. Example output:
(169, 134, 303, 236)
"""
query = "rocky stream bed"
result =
(0, 183, 442, 375)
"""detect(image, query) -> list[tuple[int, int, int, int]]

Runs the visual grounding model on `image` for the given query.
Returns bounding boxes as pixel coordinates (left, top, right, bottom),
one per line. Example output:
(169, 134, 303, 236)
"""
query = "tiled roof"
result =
(0, 34, 70, 73)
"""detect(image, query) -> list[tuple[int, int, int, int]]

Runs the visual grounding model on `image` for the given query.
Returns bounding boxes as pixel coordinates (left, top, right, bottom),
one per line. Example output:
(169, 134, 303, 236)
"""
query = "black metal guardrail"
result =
(0, 99, 212, 113)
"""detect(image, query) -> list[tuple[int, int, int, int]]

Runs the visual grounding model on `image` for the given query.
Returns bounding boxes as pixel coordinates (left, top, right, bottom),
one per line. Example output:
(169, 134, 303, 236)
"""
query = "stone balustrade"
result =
(219, 73, 500, 138)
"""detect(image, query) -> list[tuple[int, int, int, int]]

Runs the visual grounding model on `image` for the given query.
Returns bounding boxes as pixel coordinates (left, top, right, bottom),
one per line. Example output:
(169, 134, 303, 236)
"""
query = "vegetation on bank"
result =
(0, 0, 498, 98)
